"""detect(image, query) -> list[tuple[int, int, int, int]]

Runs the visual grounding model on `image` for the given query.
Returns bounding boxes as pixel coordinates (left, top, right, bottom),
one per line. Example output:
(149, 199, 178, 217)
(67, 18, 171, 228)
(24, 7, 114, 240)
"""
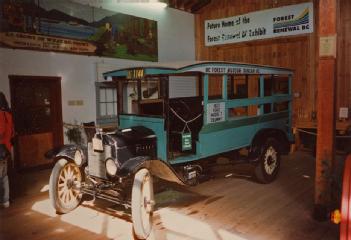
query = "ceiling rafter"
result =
(168, 0, 211, 13)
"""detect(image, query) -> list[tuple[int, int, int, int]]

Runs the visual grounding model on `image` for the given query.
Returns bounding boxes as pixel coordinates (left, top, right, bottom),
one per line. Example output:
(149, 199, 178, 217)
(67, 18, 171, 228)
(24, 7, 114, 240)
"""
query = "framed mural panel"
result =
(0, 0, 158, 61)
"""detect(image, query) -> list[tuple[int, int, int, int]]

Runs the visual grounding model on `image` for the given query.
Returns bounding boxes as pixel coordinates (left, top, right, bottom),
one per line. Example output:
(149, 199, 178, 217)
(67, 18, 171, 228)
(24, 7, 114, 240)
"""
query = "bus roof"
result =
(103, 61, 294, 80)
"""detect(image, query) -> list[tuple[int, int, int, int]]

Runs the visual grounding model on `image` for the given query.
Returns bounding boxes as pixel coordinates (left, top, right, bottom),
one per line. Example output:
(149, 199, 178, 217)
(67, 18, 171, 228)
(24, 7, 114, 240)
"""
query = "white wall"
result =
(0, 3, 195, 142)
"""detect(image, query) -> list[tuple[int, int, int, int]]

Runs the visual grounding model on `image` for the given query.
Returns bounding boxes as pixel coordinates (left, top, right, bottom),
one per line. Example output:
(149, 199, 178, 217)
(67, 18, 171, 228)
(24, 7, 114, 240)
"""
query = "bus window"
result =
(273, 75, 289, 95)
(264, 75, 289, 96)
(228, 104, 260, 118)
(208, 75, 223, 100)
(121, 80, 139, 114)
(228, 75, 248, 99)
(119, 77, 164, 116)
(264, 75, 273, 97)
(139, 77, 164, 116)
(248, 75, 260, 116)
(141, 77, 160, 100)
(229, 106, 248, 118)
(274, 101, 289, 112)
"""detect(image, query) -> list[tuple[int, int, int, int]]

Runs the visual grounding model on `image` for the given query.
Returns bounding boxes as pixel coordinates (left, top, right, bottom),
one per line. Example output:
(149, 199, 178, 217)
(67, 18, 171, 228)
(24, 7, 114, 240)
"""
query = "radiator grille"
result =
(87, 143, 112, 179)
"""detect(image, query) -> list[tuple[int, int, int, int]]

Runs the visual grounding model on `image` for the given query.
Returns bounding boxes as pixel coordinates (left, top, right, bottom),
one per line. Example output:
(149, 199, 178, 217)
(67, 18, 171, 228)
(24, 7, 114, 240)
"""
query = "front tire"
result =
(254, 138, 280, 183)
(131, 168, 154, 240)
(49, 158, 82, 214)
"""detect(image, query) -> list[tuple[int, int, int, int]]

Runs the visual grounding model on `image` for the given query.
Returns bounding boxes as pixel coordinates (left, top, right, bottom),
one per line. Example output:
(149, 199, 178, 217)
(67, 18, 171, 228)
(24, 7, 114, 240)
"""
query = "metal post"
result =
(222, 74, 228, 120)
(203, 74, 209, 125)
(259, 75, 264, 115)
(288, 74, 293, 140)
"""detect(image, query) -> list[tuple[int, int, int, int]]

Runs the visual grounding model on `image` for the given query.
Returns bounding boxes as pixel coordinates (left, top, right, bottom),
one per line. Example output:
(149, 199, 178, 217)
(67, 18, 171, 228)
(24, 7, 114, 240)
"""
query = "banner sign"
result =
(0, 0, 158, 61)
(0, 32, 96, 53)
(184, 65, 260, 74)
(207, 102, 225, 123)
(205, 2, 313, 46)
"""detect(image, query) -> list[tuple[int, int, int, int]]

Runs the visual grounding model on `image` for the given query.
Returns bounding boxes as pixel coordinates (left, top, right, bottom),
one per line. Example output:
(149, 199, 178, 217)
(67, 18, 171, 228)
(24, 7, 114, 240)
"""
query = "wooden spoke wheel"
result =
(49, 159, 82, 214)
(132, 168, 155, 240)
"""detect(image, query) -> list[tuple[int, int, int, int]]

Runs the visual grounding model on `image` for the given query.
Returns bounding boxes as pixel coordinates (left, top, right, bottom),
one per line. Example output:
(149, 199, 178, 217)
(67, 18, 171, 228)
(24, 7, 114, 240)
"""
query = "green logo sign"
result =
(182, 133, 192, 151)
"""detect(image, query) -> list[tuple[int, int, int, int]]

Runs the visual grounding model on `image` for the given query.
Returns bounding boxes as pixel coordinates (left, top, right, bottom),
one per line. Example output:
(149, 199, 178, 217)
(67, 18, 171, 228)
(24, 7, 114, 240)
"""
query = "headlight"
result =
(74, 150, 83, 166)
(105, 158, 118, 176)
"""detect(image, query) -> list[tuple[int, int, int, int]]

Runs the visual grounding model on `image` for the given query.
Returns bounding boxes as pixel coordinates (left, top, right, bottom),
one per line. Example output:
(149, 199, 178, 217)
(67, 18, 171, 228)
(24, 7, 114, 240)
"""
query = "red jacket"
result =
(0, 110, 14, 152)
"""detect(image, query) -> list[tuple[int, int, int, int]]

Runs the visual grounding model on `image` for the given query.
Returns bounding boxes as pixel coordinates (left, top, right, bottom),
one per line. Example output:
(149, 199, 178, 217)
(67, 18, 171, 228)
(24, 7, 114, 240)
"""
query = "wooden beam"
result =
(191, 0, 211, 13)
(184, 0, 197, 10)
(168, 0, 176, 9)
(314, 0, 337, 221)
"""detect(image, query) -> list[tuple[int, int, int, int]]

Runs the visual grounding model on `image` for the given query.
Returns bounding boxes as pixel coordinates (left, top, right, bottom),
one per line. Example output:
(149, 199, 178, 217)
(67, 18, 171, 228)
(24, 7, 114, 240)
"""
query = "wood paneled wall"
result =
(337, 0, 351, 114)
(195, 0, 348, 125)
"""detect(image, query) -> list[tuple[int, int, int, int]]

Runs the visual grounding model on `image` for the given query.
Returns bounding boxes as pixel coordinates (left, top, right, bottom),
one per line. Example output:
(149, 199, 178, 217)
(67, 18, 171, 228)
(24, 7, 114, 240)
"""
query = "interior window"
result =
(96, 82, 118, 125)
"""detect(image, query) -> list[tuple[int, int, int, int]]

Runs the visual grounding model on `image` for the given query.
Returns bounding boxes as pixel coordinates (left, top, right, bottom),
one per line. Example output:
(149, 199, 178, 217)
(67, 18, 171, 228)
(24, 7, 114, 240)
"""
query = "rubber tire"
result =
(254, 138, 280, 184)
(49, 158, 81, 214)
(131, 168, 154, 240)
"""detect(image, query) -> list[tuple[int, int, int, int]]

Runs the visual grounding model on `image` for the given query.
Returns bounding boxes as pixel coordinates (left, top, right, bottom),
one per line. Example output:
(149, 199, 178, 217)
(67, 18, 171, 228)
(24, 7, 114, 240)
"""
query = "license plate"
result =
(188, 171, 196, 179)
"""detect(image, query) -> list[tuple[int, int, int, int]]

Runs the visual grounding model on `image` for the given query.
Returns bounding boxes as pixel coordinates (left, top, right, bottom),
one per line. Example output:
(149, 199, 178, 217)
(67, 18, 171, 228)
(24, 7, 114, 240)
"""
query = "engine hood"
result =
(100, 126, 157, 165)
(105, 126, 156, 147)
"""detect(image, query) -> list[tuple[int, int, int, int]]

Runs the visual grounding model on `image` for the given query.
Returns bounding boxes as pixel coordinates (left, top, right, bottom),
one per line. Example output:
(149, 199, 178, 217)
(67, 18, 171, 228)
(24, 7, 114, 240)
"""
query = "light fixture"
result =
(148, 0, 168, 8)
(114, 0, 168, 9)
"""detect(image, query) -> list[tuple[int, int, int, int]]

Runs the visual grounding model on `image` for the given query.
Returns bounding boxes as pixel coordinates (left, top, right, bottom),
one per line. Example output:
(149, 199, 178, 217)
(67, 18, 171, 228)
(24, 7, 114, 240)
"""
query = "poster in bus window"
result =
(0, 0, 158, 61)
(207, 102, 225, 123)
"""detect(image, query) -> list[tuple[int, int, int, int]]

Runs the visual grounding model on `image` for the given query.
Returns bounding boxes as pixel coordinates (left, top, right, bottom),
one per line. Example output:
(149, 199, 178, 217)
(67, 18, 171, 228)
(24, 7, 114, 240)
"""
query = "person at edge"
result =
(0, 92, 14, 208)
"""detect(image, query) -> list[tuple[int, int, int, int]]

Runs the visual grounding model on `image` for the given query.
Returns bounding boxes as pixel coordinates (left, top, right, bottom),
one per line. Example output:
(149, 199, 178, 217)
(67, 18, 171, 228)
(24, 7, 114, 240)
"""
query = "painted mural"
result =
(0, 0, 158, 61)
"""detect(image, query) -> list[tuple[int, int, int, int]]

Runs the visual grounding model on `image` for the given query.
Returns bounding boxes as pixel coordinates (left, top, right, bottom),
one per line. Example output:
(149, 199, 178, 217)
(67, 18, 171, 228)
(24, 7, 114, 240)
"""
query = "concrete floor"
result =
(0, 151, 339, 240)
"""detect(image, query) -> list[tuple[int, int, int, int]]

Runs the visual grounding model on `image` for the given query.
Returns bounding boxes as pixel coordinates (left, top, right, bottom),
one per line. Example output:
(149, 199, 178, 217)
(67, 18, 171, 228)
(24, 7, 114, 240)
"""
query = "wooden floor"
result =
(0, 152, 338, 240)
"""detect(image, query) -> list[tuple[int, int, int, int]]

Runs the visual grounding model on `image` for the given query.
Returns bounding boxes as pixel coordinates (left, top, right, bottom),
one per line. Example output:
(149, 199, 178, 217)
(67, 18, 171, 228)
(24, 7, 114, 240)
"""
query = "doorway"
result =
(9, 75, 63, 170)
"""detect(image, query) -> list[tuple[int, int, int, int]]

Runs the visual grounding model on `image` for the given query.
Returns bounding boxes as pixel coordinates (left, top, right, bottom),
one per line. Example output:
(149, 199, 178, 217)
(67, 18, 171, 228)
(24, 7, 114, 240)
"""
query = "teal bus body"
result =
(104, 61, 294, 165)
(119, 115, 168, 161)
(171, 111, 289, 164)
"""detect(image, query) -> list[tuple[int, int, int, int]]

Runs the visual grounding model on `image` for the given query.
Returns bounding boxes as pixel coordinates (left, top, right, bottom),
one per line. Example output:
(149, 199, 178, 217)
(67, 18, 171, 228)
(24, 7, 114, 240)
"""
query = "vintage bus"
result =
(48, 61, 293, 239)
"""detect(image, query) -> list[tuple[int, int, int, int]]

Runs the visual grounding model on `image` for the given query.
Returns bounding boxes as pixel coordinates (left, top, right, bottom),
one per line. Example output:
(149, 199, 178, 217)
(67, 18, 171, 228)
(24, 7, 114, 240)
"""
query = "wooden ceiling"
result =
(167, 0, 211, 13)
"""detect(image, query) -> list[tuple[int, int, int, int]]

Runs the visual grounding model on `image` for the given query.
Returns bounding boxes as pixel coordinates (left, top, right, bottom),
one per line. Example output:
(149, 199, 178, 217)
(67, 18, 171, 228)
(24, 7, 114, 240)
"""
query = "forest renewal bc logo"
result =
(273, 8, 310, 34)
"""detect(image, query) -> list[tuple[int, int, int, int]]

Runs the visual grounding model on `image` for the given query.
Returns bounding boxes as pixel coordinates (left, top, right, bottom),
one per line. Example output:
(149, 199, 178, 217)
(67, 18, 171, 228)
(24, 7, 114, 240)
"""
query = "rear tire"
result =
(131, 168, 154, 240)
(254, 138, 280, 183)
(49, 159, 82, 214)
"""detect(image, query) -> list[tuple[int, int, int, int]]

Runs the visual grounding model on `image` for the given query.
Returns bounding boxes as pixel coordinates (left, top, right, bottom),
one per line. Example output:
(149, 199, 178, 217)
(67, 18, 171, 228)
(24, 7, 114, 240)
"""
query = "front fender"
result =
(118, 157, 187, 186)
(45, 144, 87, 163)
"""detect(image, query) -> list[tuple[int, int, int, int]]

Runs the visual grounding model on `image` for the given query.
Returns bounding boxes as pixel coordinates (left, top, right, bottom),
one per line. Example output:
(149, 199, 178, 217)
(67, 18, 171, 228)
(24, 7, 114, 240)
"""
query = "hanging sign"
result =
(182, 133, 192, 151)
(205, 2, 313, 46)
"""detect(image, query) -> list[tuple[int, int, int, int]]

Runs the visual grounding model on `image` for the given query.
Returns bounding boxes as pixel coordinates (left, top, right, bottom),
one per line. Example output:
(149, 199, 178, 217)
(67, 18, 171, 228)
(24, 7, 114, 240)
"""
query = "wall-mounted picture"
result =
(0, 0, 158, 61)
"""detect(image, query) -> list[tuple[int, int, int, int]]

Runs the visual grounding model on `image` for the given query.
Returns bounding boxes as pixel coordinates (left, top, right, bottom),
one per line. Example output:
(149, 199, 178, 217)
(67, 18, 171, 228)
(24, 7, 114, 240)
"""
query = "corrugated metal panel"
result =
(169, 76, 197, 98)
